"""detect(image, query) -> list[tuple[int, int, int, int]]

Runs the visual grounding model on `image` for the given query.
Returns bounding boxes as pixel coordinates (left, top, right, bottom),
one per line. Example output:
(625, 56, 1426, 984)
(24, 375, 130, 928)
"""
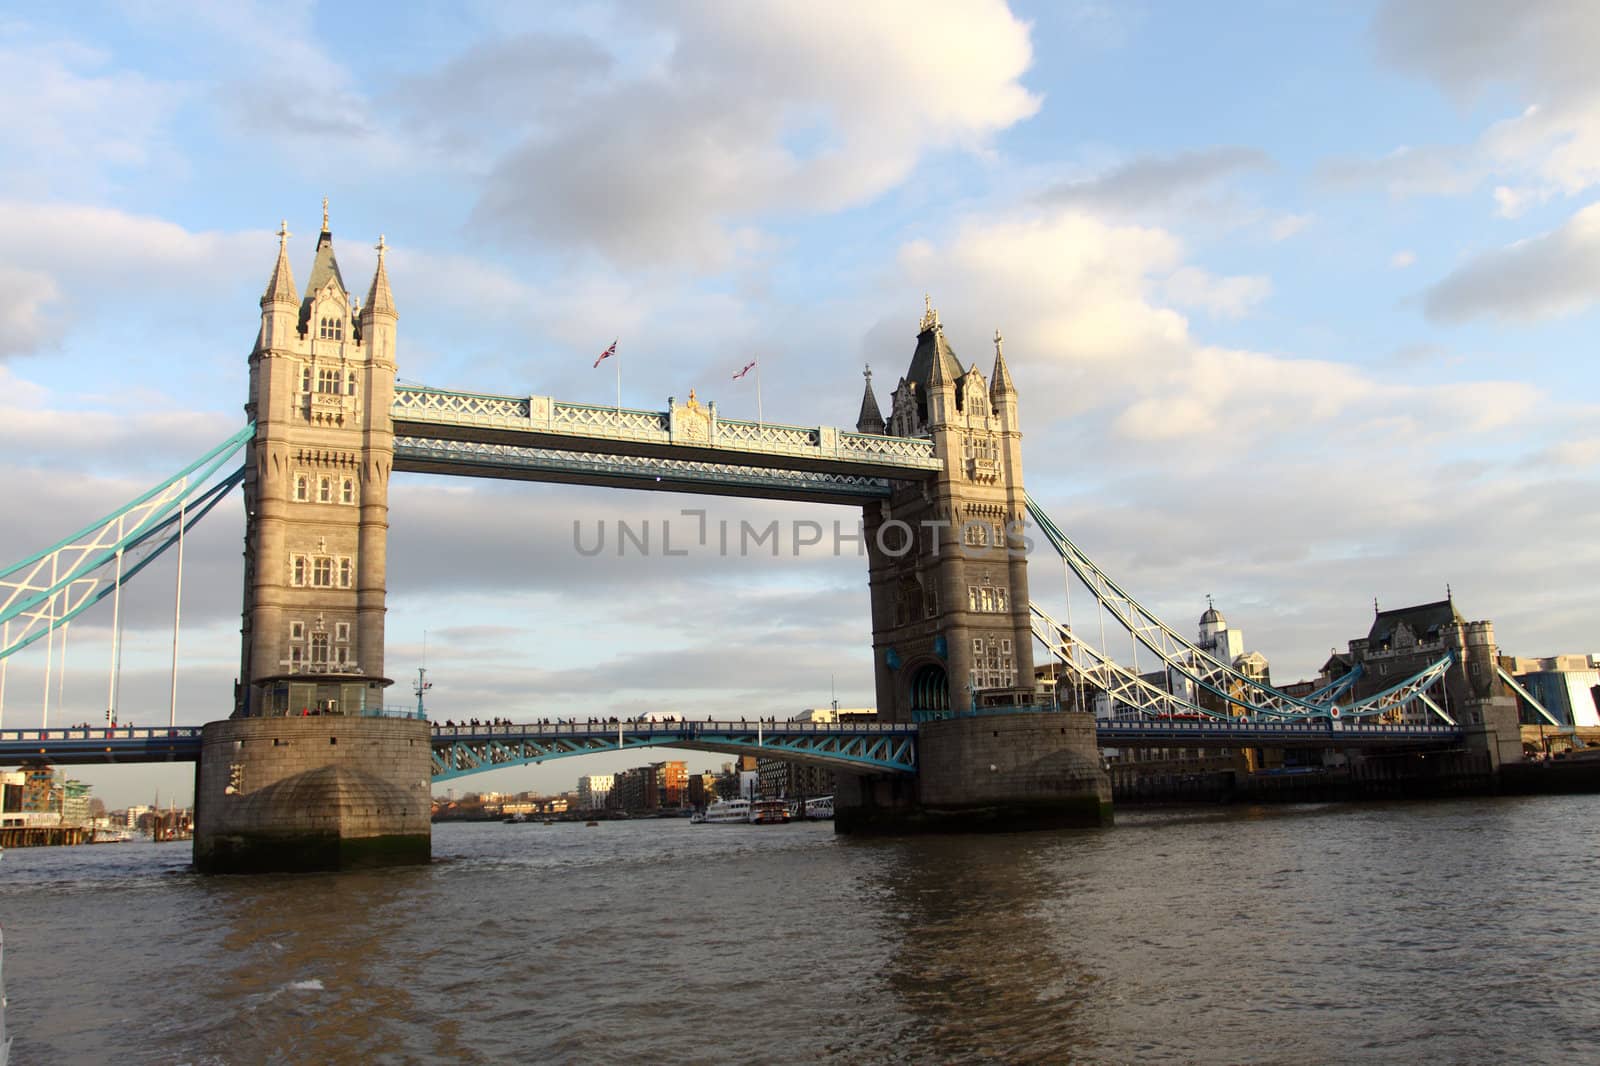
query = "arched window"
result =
(346, 370, 357, 396)
(318, 316, 344, 341)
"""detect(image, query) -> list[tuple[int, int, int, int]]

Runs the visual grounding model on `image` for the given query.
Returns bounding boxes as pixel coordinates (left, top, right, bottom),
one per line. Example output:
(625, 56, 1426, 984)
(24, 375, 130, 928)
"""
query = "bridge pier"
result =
(193, 717, 431, 874)
(835, 711, 1111, 834)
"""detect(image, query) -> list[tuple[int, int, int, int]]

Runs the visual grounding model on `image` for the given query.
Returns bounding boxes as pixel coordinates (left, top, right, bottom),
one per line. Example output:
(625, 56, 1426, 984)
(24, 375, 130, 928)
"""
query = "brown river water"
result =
(3, 795, 1598, 1063)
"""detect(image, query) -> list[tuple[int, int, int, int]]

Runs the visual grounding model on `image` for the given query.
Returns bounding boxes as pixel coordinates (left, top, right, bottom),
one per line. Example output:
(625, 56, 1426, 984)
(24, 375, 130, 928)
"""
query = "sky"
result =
(3, 0, 1598, 807)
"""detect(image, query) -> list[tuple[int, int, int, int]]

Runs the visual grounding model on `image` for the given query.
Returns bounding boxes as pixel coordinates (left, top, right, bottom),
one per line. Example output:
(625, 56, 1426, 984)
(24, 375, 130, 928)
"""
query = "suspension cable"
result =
(107, 546, 123, 725)
(169, 496, 185, 729)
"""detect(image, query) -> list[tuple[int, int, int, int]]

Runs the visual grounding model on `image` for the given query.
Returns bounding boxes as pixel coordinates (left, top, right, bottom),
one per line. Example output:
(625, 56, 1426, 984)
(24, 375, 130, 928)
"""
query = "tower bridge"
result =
(0, 207, 1524, 873)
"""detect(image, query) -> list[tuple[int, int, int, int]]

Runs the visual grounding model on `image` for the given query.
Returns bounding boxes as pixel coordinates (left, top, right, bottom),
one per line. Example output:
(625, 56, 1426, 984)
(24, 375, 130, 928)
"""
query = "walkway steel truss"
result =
(392, 385, 943, 478)
(429, 720, 919, 782)
(394, 437, 898, 504)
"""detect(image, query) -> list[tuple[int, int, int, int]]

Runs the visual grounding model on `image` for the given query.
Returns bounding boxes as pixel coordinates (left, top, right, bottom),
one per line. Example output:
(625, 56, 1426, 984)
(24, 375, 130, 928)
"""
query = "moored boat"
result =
(747, 799, 790, 825)
(695, 798, 752, 824)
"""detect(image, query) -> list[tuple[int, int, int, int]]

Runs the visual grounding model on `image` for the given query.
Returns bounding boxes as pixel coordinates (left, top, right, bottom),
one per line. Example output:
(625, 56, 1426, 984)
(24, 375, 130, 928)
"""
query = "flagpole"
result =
(615, 340, 621, 412)
(756, 359, 764, 426)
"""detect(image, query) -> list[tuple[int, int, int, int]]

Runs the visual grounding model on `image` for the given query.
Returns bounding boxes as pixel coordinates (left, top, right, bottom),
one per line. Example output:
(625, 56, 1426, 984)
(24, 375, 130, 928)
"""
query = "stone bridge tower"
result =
(860, 299, 1035, 723)
(195, 206, 429, 874)
(840, 300, 1108, 833)
(237, 207, 397, 718)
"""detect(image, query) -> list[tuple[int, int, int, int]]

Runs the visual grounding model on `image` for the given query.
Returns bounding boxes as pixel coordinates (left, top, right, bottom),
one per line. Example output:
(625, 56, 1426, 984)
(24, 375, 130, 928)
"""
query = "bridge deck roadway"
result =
(1096, 719, 1464, 750)
(0, 719, 1466, 771)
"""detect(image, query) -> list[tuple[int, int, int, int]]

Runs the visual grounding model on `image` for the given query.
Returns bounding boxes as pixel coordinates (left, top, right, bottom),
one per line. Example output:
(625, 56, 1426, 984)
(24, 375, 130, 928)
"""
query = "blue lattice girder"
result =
(1, 425, 252, 659)
(428, 721, 919, 781)
(391, 386, 942, 479)
(394, 436, 899, 504)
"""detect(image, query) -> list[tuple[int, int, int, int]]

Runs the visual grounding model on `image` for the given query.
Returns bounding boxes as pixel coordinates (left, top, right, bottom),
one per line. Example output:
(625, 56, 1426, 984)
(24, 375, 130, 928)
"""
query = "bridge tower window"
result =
(300, 366, 312, 393)
(291, 555, 307, 586)
(289, 620, 305, 641)
(318, 316, 344, 341)
(316, 367, 342, 394)
(310, 633, 330, 664)
(312, 557, 332, 587)
(294, 474, 309, 502)
(341, 477, 355, 505)
(335, 622, 350, 642)
(318, 476, 333, 503)
(338, 557, 353, 588)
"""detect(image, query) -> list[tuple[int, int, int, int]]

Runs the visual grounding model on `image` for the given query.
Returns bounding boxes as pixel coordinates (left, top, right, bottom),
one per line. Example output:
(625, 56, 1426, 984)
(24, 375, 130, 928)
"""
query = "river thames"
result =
(4, 795, 1598, 1063)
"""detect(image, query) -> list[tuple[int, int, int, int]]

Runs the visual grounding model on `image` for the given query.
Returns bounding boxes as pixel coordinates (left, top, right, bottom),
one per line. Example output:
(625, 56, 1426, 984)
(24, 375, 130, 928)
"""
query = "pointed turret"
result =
(856, 364, 886, 434)
(989, 328, 1015, 399)
(261, 220, 297, 308)
(361, 233, 398, 365)
(364, 234, 396, 317)
(257, 220, 299, 352)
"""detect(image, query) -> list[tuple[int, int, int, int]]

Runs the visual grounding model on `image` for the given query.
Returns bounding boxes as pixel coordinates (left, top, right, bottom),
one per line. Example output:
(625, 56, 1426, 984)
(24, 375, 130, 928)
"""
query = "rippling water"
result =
(4, 796, 1600, 1063)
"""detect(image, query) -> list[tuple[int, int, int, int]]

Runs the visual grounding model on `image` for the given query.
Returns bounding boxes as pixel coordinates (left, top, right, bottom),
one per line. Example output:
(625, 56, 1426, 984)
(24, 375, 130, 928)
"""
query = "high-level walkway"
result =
(391, 386, 942, 503)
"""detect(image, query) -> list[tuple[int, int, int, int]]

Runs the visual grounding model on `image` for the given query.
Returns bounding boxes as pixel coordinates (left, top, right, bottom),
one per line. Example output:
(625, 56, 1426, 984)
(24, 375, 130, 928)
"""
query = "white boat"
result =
(693, 798, 751, 824)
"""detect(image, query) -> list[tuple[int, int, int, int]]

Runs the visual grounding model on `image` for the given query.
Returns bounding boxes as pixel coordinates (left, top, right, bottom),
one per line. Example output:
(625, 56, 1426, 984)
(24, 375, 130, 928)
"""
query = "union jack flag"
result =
(593, 339, 617, 368)
(733, 359, 757, 380)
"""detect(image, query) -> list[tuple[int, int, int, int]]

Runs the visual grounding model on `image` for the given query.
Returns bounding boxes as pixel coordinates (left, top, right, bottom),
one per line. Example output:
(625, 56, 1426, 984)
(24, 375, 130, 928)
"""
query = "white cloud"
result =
(1422, 201, 1600, 322)
(1269, 213, 1312, 241)
(472, 1, 1040, 266)
(0, 34, 185, 196)
(0, 200, 267, 358)
(1390, 250, 1417, 269)
(1364, 2, 1600, 208)
(1041, 147, 1273, 212)
(1316, 144, 1476, 199)
(0, 266, 62, 358)
(1161, 267, 1271, 319)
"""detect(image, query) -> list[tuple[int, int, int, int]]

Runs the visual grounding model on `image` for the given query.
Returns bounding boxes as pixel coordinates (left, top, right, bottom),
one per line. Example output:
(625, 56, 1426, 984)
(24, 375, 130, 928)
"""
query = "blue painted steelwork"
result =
(1025, 494, 1454, 723)
(0, 714, 1470, 774)
(394, 437, 896, 503)
(0, 726, 203, 765)
(1097, 718, 1463, 749)
(428, 719, 919, 781)
(1305, 663, 1362, 703)
(1, 424, 253, 659)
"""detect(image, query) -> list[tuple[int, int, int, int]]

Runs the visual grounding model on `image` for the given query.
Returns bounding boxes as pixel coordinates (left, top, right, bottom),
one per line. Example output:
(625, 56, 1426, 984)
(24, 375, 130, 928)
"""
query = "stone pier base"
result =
(193, 717, 432, 874)
(835, 711, 1112, 834)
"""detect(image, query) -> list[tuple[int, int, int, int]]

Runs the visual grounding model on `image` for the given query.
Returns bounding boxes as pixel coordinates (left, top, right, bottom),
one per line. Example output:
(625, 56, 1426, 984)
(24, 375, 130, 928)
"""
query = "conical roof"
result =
(260, 221, 297, 307)
(990, 329, 1015, 397)
(905, 296, 963, 392)
(364, 234, 396, 317)
(298, 201, 348, 334)
(856, 365, 885, 434)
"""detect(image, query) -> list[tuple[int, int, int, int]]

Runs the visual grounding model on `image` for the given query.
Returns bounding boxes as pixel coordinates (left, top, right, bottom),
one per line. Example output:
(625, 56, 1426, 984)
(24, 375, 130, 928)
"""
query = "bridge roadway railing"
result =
(0, 717, 1466, 771)
(391, 386, 944, 481)
(1096, 718, 1464, 749)
(429, 719, 920, 781)
(0, 725, 204, 765)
